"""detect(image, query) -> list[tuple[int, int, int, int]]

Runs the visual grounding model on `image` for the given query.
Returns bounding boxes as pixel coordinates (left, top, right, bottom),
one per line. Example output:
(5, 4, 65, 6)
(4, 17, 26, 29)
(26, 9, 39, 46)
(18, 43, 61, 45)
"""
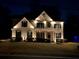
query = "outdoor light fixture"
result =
(13, 25, 18, 28)
(43, 21, 46, 24)
(30, 25, 34, 29)
(34, 20, 38, 24)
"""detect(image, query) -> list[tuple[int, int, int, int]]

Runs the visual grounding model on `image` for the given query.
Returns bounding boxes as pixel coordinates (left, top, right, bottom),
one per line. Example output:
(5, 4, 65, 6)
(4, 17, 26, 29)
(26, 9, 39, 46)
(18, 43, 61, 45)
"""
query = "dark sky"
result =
(0, 0, 79, 19)
(0, 0, 79, 39)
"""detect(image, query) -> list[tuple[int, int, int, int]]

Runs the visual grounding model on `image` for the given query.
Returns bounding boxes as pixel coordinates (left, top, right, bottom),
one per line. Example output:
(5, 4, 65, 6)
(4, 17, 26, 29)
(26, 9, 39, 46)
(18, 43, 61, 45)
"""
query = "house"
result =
(11, 11, 64, 43)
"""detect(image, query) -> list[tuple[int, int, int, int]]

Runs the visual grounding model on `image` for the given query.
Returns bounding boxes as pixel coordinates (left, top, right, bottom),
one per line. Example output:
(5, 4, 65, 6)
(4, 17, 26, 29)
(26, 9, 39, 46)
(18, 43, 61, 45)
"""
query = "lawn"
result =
(0, 42, 79, 56)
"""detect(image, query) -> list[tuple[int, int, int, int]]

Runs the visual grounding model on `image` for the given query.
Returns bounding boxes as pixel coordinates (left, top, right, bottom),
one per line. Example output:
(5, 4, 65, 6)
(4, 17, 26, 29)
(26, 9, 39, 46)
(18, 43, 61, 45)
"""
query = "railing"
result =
(35, 28, 63, 32)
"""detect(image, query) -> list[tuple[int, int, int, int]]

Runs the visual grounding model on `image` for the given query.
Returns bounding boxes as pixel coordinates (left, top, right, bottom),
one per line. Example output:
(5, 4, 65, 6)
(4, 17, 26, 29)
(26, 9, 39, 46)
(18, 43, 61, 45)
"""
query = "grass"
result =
(0, 42, 79, 56)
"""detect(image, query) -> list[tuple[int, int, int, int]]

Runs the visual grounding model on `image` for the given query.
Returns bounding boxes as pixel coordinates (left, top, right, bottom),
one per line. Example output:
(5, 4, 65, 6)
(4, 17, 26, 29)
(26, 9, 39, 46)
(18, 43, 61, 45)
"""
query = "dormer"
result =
(13, 17, 34, 29)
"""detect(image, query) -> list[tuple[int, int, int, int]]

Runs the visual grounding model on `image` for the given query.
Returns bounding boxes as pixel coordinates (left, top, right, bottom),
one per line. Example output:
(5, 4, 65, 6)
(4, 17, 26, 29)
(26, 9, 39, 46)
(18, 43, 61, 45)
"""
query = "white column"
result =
(45, 32, 47, 39)
(21, 30, 27, 41)
(61, 32, 64, 42)
(50, 32, 53, 42)
(53, 32, 56, 43)
(12, 29, 16, 41)
(32, 31, 36, 41)
(25, 32, 27, 41)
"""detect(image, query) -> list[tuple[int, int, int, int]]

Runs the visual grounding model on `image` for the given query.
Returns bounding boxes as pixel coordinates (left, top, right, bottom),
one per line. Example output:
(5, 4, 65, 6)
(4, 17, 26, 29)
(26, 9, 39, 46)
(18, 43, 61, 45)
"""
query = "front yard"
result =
(0, 42, 79, 56)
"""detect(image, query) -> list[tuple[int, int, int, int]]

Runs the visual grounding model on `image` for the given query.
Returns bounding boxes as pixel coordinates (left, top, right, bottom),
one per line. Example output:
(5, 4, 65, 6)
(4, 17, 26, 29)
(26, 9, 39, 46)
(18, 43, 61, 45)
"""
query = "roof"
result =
(12, 11, 64, 27)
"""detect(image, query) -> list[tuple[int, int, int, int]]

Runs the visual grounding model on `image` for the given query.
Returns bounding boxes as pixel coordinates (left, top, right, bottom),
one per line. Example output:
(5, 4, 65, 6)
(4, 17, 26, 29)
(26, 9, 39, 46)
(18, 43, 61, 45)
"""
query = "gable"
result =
(13, 17, 34, 29)
(35, 11, 53, 22)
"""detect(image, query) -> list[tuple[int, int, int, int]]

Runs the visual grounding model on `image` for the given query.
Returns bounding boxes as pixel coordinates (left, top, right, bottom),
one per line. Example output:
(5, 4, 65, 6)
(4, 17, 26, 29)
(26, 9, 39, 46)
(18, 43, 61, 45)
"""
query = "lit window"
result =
(22, 21, 27, 27)
(56, 33, 61, 38)
(54, 24, 61, 29)
(36, 23, 44, 28)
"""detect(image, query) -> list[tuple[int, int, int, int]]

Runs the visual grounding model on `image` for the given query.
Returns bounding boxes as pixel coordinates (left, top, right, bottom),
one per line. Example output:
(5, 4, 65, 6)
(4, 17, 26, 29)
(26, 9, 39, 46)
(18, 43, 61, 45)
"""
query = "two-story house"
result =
(11, 11, 64, 43)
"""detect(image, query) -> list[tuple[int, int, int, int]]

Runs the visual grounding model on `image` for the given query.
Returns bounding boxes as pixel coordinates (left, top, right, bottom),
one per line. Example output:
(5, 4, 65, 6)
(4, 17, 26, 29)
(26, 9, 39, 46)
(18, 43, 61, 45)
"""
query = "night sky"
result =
(0, 0, 79, 40)
(0, 0, 79, 18)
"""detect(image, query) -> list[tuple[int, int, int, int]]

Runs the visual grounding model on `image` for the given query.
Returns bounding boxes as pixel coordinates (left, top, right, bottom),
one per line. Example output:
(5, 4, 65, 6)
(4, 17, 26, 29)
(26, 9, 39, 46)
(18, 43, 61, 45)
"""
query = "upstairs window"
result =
(22, 21, 27, 27)
(54, 24, 61, 29)
(36, 23, 44, 28)
(56, 33, 61, 38)
(47, 22, 51, 28)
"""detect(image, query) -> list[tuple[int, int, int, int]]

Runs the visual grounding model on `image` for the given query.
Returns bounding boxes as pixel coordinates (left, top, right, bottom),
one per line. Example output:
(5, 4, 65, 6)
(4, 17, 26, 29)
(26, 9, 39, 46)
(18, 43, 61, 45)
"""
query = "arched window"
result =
(54, 24, 61, 29)
(22, 21, 27, 27)
(36, 22, 44, 28)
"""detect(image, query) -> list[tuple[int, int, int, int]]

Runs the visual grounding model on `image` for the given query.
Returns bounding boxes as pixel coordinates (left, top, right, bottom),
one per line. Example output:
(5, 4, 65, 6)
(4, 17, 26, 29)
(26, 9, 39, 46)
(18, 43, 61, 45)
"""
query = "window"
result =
(27, 31, 32, 38)
(56, 33, 61, 38)
(16, 31, 21, 38)
(22, 21, 27, 27)
(47, 22, 51, 27)
(36, 23, 44, 28)
(36, 32, 44, 39)
(54, 24, 61, 29)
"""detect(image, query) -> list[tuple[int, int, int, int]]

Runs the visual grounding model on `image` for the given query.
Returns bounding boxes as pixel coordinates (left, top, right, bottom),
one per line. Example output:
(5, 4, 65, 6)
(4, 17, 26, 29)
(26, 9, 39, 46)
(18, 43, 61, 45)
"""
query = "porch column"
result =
(32, 31, 36, 42)
(45, 32, 47, 39)
(25, 32, 27, 41)
(61, 32, 64, 42)
(21, 31, 27, 41)
(50, 32, 53, 42)
(53, 32, 56, 43)
(11, 29, 16, 41)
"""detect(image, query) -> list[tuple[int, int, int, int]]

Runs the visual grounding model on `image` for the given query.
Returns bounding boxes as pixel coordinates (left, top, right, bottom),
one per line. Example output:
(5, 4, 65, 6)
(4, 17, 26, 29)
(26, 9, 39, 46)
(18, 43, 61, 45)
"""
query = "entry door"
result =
(16, 31, 22, 41)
